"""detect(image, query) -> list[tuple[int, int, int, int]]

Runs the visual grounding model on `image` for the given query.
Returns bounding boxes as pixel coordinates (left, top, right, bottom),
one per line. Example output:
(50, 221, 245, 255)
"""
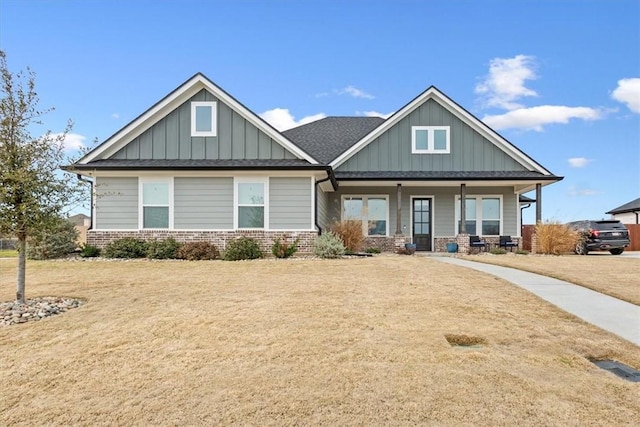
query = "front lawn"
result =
(0, 257, 638, 425)
(462, 253, 640, 305)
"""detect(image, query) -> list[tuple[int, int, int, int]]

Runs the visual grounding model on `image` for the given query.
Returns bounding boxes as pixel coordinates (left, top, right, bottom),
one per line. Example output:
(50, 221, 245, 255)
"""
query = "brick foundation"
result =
(88, 230, 318, 254)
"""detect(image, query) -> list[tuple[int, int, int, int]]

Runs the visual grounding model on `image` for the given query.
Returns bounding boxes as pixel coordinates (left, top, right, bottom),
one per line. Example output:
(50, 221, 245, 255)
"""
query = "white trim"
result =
(515, 190, 522, 238)
(455, 194, 504, 236)
(330, 86, 551, 175)
(411, 126, 450, 154)
(340, 194, 390, 237)
(409, 195, 435, 250)
(310, 177, 316, 232)
(138, 176, 174, 230)
(233, 176, 269, 230)
(190, 101, 217, 137)
(79, 74, 318, 165)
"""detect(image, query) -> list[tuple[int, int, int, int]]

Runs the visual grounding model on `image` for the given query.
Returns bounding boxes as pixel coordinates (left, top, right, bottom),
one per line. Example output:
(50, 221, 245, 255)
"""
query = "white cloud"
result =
(611, 78, 640, 113)
(260, 108, 326, 131)
(358, 110, 394, 119)
(49, 133, 87, 151)
(568, 157, 592, 168)
(567, 186, 599, 197)
(482, 105, 604, 131)
(475, 55, 538, 110)
(111, 113, 120, 119)
(337, 85, 375, 99)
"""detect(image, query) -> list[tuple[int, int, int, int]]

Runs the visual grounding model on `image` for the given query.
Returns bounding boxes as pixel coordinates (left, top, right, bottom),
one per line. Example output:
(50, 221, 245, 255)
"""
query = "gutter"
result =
(76, 175, 94, 230)
(314, 169, 338, 235)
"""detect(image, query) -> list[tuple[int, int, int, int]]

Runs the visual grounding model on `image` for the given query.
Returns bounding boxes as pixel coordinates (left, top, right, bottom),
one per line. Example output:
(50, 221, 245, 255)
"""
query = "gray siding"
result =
(269, 177, 312, 230)
(337, 99, 527, 173)
(327, 186, 518, 238)
(174, 177, 233, 229)
(110, 89, 298, 161)
(316, 187, 330, 231)
(95, 177, 138, 229)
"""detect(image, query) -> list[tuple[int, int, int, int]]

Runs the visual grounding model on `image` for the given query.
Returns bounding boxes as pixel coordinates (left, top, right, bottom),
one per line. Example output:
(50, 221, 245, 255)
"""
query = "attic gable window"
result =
(412, 126, 450, 154)
(191, 101, 217, 137)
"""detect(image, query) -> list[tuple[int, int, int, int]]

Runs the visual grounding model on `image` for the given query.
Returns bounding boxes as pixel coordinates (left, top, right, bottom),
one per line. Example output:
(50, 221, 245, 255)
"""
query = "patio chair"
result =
(499, 235, 518, 251)
(469, 235, 486, 253)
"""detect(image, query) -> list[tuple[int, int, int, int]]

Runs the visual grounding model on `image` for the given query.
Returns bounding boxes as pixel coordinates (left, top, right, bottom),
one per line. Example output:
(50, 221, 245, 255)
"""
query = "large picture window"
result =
(140, 179, 172, 229)
(412, 126, 450, 154)
(342, 196, 388, 236)
(191, 101, 217, 137)
(235, 179, 267, 229)
(455, 196, 501, 236)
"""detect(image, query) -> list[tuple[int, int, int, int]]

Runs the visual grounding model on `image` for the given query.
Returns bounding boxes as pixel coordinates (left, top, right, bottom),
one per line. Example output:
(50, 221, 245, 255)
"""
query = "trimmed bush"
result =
(331, 220, 364, 253)
(272, 237, 299, 259)
(313, 232, 345, 259)
(27, 217, 79, 260)
(224, 236, 263, 261)
(176, 241, 220, 260)
(146, 238, 181, 259)
(397, 246, 415, 255)
(364, 247, 381, 254)
(103, 237, 148, 258)
(79, 244, 101, 258)
(534, 221, 579, 255)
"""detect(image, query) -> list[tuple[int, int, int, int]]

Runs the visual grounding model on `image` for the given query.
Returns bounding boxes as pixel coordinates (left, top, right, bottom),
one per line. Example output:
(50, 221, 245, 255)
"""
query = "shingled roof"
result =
(606, 197, 640, 214)
(283, 116, 385, 164)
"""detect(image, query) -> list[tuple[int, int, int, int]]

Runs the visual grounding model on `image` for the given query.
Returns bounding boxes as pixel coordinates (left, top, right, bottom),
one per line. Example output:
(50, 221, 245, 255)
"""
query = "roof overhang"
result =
(77, 73, 319, 165)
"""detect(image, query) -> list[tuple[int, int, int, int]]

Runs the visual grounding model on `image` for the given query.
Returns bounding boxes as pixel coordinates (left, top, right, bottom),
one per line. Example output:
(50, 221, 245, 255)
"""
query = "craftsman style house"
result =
(69, 73, 562, 252)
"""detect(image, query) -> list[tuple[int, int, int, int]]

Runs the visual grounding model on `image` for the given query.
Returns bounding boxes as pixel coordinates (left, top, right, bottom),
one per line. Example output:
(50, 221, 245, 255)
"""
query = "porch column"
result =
(396, 184, 402, 234)
(535, 183, 542, 224)
(459, 184, 466, 234)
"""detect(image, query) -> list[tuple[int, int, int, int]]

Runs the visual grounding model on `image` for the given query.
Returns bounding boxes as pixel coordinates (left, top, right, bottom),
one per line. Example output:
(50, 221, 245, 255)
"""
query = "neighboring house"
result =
(67, 213, 91, 227)
(66, 73, 562, 252)
(606, 197, 640, 224)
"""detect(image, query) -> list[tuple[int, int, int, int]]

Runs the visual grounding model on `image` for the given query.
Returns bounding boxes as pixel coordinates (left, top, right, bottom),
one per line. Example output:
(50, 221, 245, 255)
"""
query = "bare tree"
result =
(0, 50, 84, 303)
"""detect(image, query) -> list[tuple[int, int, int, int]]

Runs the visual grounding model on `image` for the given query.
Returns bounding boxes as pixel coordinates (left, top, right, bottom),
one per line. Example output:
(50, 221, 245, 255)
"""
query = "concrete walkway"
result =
(431, 257, 640, 346)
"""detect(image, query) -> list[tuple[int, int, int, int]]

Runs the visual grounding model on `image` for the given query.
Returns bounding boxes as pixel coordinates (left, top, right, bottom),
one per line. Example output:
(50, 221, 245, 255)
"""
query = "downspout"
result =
(76, 174, 93, 229)
(314, 170, 335, 235)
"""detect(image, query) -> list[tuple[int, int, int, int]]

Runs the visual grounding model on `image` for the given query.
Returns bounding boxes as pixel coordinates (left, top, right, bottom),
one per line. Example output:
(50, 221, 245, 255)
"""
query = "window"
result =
(342, 196, 388, 236)
(191, 101, 217, 137)
(141, 179, 172, 229)
(412, 126, 450, 154)
(235, 179, 267, 229)
(455, 196, 502, 236)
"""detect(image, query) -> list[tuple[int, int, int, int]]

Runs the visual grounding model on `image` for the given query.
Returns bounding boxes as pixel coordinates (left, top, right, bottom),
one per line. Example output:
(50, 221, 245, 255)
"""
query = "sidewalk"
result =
(431, 257, 640, 346)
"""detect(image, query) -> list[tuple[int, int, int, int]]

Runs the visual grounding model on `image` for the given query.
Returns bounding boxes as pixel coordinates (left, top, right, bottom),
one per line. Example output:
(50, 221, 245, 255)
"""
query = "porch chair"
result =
(499, 235, 518, 251)
(469, 235, 486, 253)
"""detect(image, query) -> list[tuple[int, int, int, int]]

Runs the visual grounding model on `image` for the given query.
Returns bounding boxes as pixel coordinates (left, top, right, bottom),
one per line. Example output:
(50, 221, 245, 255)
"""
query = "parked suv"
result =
(567, 220, 630, 255)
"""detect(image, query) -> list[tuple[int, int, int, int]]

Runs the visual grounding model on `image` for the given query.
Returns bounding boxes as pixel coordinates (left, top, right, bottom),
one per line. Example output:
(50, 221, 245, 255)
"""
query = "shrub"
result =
(103, 237, 148, 258)
(176, 241, 220, 260)
(516, 249, 529, 255)
(534, 221, 579, 255)
(224, 236, 263, 261)
(331, 220, 364, 253)
(79, 244, 101, 258)
(27, 217, 79, 260)
(313, 232, 345, 259)
(364, 247, 381, 254)
(489, 247, 507, 255)
(272, 236, 300, 259)
(397, 246, 415, 255)
(146, 237, 182, 259)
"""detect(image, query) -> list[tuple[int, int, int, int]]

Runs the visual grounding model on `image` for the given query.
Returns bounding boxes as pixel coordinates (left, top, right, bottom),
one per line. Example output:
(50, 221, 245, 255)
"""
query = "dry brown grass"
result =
(463, 253, 640, 306)
(1, 256, 639, 426)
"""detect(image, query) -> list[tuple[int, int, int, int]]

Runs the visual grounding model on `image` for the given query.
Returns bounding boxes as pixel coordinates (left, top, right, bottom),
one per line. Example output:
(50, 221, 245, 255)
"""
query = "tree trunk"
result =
(16, 235, 26, 304)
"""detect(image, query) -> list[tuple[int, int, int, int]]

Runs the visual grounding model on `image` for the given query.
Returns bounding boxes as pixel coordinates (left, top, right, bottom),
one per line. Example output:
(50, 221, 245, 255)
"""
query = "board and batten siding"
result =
(269, 177, 313, 230)
(174, 177, 233, 229)
(337, 99, 527, 173)
(110, 89, 297, 161)
(95, 177, 138, 229)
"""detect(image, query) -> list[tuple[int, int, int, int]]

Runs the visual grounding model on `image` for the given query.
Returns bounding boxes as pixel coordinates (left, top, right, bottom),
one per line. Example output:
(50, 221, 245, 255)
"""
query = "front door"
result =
(413, 198, 432, 251)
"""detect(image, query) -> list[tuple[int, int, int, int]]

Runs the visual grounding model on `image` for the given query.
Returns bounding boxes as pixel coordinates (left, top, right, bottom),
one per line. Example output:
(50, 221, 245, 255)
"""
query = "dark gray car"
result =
(567, 220, 630, 255)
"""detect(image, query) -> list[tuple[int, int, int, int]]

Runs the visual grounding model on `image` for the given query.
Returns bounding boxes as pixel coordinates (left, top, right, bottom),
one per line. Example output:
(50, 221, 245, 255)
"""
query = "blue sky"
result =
(1, 0, 638, 223)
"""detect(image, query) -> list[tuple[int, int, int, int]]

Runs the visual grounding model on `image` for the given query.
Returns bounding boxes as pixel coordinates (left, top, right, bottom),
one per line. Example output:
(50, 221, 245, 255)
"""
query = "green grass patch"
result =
(0, 249, 18, 257)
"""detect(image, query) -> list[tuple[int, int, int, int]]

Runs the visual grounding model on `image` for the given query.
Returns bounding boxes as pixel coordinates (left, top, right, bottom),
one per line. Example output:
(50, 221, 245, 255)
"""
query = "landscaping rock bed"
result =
(0, 297, 84, 326)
